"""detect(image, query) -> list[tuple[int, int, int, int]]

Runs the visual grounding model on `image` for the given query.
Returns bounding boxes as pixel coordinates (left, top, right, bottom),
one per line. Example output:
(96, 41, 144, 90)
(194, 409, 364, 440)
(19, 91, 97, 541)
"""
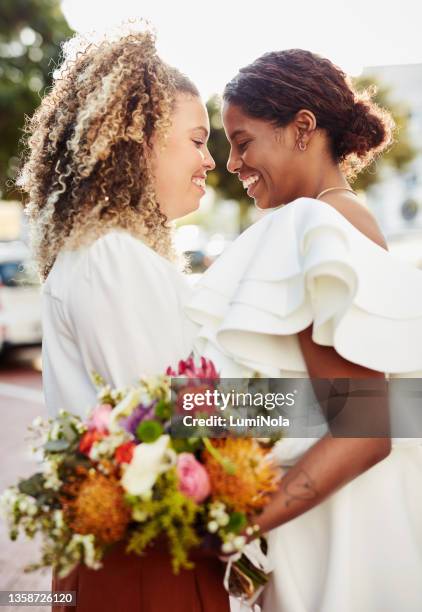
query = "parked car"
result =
(0, 241, 42, 353)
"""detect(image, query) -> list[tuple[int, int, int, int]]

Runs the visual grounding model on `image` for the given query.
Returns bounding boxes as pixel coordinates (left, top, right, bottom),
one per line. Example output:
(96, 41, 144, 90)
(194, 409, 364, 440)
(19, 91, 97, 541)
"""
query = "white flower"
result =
(216, 513, 230, 527)
(207, 520, 219, 533)
(43, 458, 62, 490)
(65, 534, 102, 570)
(49, 420, 62, 441)
(97, 384, 111, 399)
(210, 501, 226, 516)
(88, 431, 127, 461)
(108, 388, 143, 433)
(121, 435, 175, 496)
(0, 488, 17, 508)
(18, 499, 29, 512)
(222, 541, 235, 554)
(32, 416, 44, 428)
(233, 536, 246, 550)
(26, 500, 38, 516)
(53, 509, 64, 528)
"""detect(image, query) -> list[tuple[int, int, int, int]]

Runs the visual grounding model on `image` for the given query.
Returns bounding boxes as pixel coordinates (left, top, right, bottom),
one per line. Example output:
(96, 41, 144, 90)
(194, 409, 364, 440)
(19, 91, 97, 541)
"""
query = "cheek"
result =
(177, 145, 202, 177)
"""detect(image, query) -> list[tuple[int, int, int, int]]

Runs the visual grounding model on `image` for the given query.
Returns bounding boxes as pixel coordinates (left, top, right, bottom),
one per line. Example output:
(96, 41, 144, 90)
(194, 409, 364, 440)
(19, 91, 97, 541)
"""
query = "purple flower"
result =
(119, 402, 156, 437)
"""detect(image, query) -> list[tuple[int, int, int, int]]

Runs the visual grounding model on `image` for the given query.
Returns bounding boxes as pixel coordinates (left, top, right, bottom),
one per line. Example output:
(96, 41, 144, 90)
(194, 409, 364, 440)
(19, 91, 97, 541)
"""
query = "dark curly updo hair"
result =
(223, 49, 395, 178)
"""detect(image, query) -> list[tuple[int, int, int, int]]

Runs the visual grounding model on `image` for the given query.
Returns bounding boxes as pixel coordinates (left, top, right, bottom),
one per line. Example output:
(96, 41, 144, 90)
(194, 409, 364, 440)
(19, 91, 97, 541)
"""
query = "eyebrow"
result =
(192, 126, 210, 139)
(228, 129, 249, 142)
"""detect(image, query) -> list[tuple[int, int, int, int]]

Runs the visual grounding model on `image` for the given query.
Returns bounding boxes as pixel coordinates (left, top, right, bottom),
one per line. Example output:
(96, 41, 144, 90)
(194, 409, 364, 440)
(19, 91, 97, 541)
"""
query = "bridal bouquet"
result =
(0, 357, 281, 604)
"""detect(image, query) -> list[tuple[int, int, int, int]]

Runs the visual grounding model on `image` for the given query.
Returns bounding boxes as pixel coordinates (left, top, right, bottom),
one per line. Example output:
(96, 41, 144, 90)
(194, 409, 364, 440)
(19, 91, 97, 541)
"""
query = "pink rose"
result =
(87, 404, 112, 433)
(176, 453, 211, 503)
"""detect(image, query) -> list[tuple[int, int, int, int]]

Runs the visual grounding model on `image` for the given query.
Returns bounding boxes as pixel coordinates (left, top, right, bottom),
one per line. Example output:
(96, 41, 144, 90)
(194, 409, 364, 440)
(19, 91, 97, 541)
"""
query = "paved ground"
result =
(0, 347, 51, 611)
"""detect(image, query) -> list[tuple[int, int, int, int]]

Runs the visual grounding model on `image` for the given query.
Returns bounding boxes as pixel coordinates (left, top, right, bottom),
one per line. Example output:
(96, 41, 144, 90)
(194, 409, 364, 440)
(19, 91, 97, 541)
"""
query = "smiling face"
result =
(223, 102, 307, 209)
(151, 93, 215, 220)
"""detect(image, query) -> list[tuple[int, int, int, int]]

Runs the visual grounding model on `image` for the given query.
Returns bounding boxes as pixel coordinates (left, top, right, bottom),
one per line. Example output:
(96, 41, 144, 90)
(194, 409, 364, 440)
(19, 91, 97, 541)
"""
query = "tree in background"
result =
(0, 0, 73, 199)
(352, 75, 416, 191)
(207, 76, 417, 223)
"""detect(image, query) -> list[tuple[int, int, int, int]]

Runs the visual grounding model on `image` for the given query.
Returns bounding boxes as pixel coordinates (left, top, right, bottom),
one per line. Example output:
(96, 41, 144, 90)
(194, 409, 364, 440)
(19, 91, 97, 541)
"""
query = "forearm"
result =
(252, 434, 391, 535)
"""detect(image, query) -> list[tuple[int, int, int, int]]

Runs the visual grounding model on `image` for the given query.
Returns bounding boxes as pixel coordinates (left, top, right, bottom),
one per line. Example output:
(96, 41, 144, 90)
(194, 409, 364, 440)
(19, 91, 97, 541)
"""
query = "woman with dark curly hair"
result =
(18, 26, 230, 612)
(186, 49, 422, 612)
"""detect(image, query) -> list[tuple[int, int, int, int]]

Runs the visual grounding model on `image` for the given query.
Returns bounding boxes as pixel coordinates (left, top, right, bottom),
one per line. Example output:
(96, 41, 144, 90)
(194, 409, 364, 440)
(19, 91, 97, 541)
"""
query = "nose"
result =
(203, 146, 216, 171)
(226, 148, 240, 174)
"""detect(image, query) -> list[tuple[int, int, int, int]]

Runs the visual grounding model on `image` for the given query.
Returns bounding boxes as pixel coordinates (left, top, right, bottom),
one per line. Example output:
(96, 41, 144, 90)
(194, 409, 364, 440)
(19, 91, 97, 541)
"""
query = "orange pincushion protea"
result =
(202, 438, 280, 514)
(60, 461, 132, 545)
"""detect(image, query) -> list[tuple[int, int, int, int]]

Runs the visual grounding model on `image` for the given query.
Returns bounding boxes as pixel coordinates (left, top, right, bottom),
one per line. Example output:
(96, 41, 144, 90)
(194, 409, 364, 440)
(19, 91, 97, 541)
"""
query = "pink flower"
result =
(87, 404, 112, 434)
(166, 356, 219, 379)
(176, 452, 211, 503)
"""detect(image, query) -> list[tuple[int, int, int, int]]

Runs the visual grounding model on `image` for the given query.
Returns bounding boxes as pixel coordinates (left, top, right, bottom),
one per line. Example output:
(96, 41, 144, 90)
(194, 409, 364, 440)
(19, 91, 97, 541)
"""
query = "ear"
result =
(293, 109, 317, 147)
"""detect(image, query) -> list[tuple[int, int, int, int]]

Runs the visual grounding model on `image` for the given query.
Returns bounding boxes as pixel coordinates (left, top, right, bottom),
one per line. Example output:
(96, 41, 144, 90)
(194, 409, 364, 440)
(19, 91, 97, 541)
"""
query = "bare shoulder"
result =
(318, 192, 388, 251)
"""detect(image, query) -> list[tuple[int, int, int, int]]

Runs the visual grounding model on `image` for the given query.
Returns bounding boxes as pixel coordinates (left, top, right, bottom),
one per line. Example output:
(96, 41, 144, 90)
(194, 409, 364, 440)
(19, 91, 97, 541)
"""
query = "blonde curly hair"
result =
(18, 26, 199, 280)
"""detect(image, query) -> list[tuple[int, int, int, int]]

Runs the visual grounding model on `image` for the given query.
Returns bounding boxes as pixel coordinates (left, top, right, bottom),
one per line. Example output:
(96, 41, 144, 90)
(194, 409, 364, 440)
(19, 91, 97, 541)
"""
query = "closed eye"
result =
(193, 140, 205, 148)
(238, 140, 251, 153)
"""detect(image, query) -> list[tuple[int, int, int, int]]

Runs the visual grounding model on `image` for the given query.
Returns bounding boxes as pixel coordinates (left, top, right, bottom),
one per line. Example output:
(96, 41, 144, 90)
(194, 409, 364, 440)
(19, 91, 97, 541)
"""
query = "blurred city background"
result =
(0, 0, 421, 598)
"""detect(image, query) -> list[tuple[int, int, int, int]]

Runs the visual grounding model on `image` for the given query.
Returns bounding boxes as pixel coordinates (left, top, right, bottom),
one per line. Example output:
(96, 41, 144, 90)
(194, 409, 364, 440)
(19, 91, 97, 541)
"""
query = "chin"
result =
(180, 201, 200, 219)
(254, 196, 271, 210)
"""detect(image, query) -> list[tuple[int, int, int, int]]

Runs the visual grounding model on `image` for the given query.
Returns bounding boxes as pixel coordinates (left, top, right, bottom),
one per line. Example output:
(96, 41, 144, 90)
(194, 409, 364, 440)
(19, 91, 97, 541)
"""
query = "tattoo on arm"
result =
(282, 469, 317, 507)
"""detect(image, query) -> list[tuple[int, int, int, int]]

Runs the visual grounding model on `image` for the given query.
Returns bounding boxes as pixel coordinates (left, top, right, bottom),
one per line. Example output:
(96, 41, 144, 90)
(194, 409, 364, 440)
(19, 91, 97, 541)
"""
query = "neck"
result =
(297, 159, 350, 201)
(314, 166, 350, 198)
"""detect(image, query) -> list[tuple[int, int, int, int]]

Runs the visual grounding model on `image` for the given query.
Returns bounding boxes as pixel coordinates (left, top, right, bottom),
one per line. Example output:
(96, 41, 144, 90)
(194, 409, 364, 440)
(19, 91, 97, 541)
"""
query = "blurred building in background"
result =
(363, 63, 422, 267)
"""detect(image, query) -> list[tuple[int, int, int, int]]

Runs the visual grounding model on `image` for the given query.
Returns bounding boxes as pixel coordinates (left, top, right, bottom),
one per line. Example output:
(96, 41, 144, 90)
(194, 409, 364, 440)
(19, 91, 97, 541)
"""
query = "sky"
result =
(61, 0, 422, 100)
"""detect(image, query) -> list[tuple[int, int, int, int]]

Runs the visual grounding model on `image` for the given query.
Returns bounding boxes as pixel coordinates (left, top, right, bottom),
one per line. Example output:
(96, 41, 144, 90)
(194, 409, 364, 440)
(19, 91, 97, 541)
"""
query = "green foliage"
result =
(126, 470, 202, 573)
(226, 511, 247, 534)
(43, 412, 82, 453)
(171, 438, 203, 454)
(351, 75, 417, 191)
(154, 399, 172, 421)
(0, 0, 73, 198)
(44, 438, 70, 452)
(17, 472, 45, 497)
(17, 473, 59, 509)
(136, 420, 163, 443)
(58, 452, 92, 474)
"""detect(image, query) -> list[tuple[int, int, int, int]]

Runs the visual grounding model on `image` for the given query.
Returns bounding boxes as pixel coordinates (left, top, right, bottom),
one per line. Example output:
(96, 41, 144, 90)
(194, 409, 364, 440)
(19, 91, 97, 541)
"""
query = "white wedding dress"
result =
(185, 198, 422, 612)
(42, 230, 197, 418)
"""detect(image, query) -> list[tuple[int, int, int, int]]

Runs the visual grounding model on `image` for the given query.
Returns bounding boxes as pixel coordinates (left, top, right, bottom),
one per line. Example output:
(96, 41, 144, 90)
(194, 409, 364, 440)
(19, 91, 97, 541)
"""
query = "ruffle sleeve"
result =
(185, 197, 422, 377)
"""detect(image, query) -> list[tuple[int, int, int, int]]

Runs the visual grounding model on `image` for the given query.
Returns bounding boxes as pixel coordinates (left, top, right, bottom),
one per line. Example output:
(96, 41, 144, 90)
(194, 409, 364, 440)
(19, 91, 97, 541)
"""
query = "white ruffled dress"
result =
(185, 198, 422, 612)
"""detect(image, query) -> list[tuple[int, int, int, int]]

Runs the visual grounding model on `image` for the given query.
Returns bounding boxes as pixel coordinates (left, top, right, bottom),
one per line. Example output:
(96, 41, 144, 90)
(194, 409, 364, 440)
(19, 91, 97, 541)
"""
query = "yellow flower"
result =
(202, 439, 280, 514)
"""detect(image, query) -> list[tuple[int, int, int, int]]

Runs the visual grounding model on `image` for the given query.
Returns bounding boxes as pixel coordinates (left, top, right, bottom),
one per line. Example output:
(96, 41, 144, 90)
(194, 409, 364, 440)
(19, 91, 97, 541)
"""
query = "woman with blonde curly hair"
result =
(19, 27, 229, 612)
